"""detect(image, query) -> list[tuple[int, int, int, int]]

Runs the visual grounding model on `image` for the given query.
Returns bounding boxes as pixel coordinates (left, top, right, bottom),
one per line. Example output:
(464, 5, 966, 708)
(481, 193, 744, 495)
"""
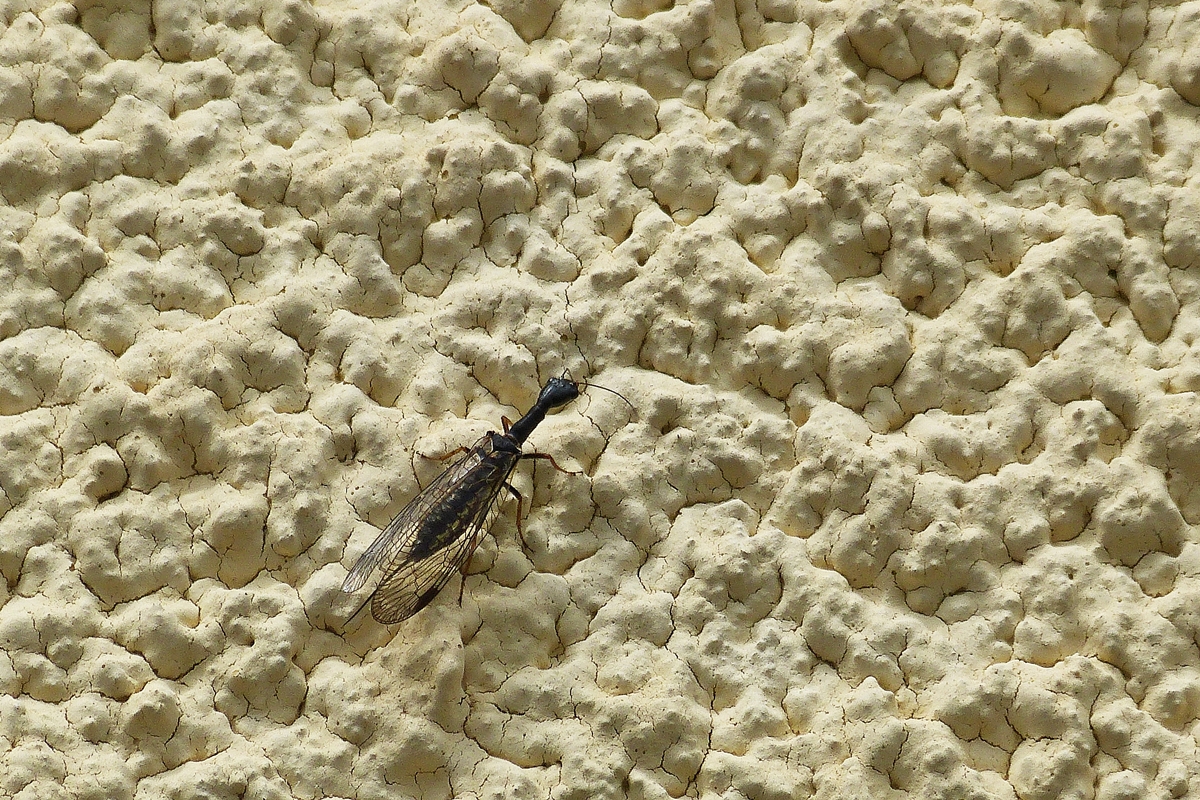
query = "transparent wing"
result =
(342, 434, 520, 623)
(366, 454, 515, 623)
(368, 503, 493, 623)
(341, 435, 492, 594)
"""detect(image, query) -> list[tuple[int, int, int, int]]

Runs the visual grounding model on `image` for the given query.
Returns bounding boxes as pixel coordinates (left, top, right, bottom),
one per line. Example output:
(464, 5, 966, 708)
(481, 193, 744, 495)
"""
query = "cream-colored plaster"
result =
(2, 0, 1199, 798)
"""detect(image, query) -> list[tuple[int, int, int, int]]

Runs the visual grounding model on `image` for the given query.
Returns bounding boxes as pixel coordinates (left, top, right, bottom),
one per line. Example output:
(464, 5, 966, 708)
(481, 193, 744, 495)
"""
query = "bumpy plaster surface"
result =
(2, 0, 1199, 798)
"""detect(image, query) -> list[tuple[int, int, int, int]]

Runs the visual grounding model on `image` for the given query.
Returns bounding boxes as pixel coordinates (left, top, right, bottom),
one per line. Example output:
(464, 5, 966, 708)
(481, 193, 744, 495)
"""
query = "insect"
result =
(341, 374, 632, 624)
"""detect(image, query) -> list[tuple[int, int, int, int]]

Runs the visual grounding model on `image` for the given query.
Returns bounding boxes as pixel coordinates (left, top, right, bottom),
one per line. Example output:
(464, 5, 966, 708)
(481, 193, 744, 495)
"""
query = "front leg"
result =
(520, 451, 580, 475)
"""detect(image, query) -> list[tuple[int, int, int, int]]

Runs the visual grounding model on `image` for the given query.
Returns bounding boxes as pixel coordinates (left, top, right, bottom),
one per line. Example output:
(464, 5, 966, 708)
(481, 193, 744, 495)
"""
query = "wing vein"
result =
(341, 434, 520, 623)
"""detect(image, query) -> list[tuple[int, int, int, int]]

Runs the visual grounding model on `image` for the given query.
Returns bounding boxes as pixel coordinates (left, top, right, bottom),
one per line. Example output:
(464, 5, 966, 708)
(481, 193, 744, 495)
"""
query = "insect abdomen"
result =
(407, 453, 517, 560)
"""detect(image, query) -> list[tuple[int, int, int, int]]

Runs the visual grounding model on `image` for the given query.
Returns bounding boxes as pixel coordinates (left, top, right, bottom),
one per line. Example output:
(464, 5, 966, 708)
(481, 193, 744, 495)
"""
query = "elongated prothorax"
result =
(506, 377, 581, 443)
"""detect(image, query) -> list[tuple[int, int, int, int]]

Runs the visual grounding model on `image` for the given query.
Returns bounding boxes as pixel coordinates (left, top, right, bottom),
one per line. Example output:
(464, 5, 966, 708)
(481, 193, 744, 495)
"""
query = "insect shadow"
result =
(341, 373, 633, 625)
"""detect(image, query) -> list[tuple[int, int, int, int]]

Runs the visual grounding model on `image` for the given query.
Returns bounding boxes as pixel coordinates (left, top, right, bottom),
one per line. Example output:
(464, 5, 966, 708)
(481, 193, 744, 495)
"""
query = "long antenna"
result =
(581, 380, 636, 417)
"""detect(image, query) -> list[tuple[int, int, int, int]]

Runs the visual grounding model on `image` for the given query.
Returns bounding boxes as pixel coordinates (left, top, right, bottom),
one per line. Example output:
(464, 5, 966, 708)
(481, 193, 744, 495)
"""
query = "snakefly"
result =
(341, 374, 631, 624)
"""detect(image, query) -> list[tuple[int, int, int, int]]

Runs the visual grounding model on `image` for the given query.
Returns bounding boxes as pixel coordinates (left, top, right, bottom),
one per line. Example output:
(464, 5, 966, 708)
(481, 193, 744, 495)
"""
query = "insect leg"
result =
(521, 451, 580, 474)
(456, 527, 489, 604)
(504, 482, 524, 536)
(431, 445, 471, 462)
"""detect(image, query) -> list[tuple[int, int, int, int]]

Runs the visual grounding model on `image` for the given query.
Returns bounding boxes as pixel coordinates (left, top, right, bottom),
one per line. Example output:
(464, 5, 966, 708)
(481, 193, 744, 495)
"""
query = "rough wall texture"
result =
(2, 0, 1199, 798)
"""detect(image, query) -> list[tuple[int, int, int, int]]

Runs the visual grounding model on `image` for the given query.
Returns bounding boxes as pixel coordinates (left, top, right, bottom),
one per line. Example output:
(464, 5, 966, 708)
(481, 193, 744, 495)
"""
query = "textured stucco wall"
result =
(2, 0, 1200, 798)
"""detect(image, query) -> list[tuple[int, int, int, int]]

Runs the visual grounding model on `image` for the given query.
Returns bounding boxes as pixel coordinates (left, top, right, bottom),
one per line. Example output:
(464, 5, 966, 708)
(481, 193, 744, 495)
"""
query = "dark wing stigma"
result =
(341, 434, 521, 624)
